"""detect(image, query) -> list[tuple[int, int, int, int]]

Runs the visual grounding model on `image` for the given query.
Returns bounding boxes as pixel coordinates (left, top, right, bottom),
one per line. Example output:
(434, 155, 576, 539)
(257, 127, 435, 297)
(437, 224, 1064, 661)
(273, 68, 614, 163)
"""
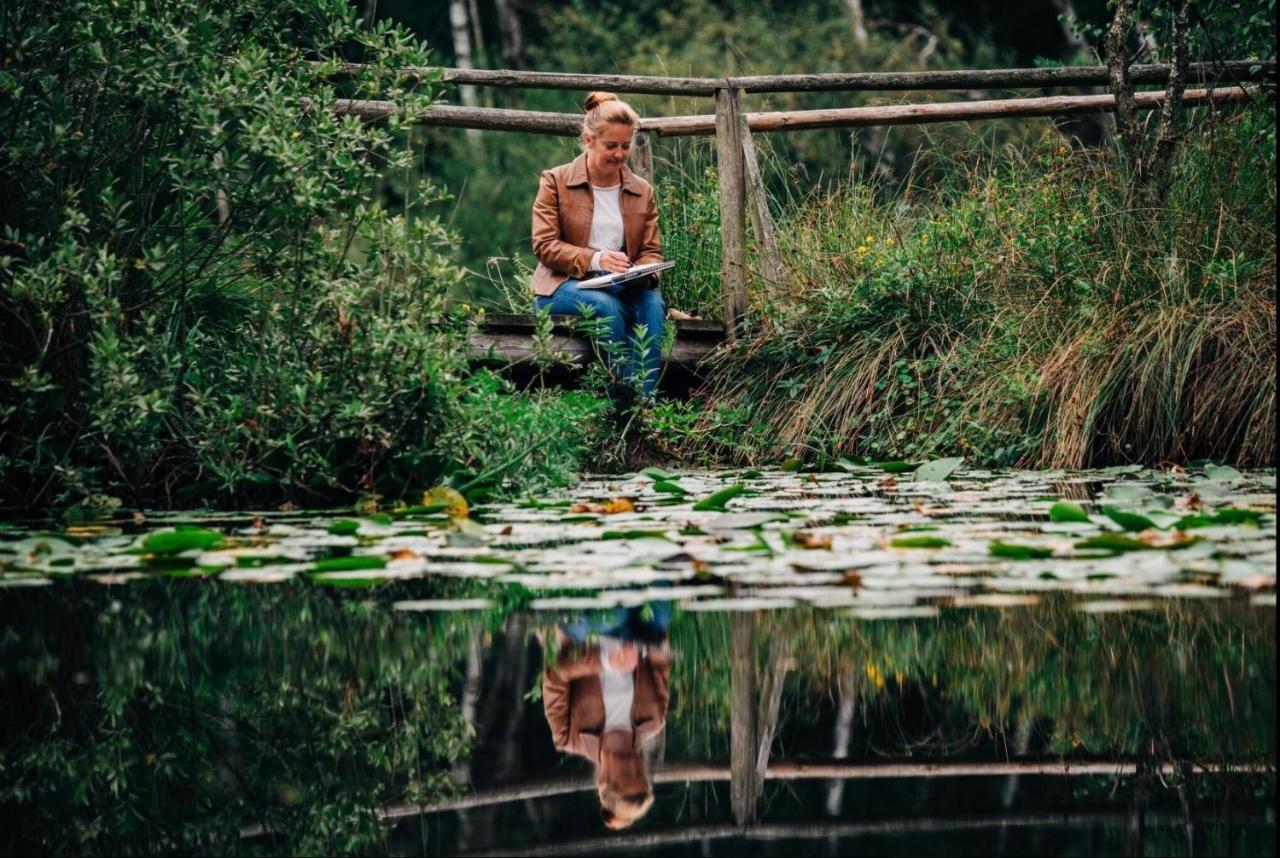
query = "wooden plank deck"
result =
(469, 313, 726, 369)
(467, 313, 726, 394)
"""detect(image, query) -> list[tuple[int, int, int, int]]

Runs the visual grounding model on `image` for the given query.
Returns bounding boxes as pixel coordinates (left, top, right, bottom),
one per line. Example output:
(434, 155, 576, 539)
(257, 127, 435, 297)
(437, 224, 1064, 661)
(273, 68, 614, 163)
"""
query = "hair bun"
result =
(584, 91, 619, 112)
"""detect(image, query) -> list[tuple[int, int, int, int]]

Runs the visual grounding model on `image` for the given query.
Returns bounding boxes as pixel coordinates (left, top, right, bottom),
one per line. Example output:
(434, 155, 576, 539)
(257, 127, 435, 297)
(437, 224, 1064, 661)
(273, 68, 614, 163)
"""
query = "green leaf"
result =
(913, 457, 964, 482)
(877, 461, 918, 473)
(142, 529, 223, 555)
(601, 530, 672, 540)
(890, 535, 951, 549)
(693, 483, 746, 511)
(1049, 501, 1091, 523)
(1075, 534, 1151, 553)
(779, 458, 803, 472)
(1102, 506, 1159, 532)
(990, 541, 1054, 560)
(652, 480, 686, 494)
(312, 555, 386, 572)
(1204, 464, 1244, 482)
(641, 467, 676, 480)
(327, 519, 361, 536)
(1176, 508, 1264, 529)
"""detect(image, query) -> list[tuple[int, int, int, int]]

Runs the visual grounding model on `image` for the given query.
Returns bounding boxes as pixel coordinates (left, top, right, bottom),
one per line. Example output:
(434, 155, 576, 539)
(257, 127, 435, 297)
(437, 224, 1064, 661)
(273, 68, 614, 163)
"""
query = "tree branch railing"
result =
(329, 60, 1273, 95)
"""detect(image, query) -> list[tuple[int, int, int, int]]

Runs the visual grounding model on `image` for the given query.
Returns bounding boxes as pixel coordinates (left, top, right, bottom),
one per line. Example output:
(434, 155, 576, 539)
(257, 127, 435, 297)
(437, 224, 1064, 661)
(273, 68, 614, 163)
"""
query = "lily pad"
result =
(989, 541, 1054, 560)
(692, 484, 746, 512)
(312, 555, 387, 572)
(890, 535, 952, 549)
(142, 529, 223, 556)
(1049, 501, 1091, 524)
(1102, 506, 1159, 533)
(913, 457, 964, 483)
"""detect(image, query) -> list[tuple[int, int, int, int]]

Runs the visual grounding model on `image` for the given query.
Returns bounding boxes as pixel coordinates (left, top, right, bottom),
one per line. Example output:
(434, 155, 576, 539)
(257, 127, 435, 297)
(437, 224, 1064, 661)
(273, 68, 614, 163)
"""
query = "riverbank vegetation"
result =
(650, 107, 1276, 469)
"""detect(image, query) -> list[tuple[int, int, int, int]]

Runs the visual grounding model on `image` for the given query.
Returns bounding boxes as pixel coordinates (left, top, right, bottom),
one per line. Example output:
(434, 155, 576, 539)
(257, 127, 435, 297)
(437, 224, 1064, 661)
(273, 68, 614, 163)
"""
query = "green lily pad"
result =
(601, 530, 672, 541)
(142, 529, 223, 556)
(1175, 508, 1265, 529)
(1204, 464, 1244, 482)
(914, 457, 964, 482)
(693, 484, 746, 512)
(779, 458, 804, 472)
(890, 535, 951, 549)
(1102, 506, 1159, 533)
(1049, 501, 1091, 524)
(642, 467, 676, 480)
(312, 555, 387, 573)
(652, 480, 686, 494)
(877, 461, 919, 474)
(990, 541, 1054, 560)
(1075, 534, 1152, 553)
(327, 519, 361, 536)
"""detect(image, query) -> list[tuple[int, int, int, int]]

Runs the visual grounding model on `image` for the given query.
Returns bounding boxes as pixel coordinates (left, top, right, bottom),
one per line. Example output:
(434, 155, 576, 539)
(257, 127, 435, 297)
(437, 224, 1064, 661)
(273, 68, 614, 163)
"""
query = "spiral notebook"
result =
(578, 260, 675, 289)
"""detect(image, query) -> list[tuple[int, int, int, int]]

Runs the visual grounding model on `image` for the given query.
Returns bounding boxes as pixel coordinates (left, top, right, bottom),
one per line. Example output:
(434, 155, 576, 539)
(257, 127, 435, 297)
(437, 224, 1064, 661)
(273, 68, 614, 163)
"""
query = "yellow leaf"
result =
(423, 486, 469, 520)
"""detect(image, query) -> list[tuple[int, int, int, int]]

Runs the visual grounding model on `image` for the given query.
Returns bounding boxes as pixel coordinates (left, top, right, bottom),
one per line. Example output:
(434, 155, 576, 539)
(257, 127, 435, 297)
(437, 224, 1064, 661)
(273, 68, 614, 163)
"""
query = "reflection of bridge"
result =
(377, 758, 1268, 820)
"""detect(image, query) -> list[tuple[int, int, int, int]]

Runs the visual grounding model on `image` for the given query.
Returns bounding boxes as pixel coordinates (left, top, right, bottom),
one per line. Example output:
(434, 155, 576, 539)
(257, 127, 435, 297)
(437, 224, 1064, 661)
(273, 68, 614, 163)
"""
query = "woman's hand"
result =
(598, 250, 632, 274)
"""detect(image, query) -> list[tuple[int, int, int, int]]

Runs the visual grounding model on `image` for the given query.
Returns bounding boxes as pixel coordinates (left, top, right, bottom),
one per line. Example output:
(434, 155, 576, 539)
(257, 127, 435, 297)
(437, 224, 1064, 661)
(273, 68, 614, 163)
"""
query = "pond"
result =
(1, 464, 1275, 855)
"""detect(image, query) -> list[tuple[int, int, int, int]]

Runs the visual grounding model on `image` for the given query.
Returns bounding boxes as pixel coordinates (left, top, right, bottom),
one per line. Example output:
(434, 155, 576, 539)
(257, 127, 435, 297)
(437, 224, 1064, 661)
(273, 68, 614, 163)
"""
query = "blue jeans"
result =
(559, 602, 673, 647)
(534, 277, 666, 402)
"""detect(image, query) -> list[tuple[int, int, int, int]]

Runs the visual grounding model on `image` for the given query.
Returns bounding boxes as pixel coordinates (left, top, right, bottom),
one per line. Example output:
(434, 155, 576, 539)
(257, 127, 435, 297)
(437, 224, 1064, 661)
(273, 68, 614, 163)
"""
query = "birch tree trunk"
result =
(842, 0, 868, 47)
(449, 0, 482, 145)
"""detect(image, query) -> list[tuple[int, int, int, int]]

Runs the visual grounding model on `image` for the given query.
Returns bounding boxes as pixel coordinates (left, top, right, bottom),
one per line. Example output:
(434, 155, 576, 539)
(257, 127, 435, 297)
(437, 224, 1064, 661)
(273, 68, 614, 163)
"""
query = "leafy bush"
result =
(682, 110, 1276, 468)
(0, 0, 590, 509)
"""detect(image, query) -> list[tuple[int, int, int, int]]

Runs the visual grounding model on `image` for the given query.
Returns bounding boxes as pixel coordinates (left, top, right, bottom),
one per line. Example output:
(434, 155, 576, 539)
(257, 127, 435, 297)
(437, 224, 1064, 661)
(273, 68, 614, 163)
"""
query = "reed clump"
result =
(684, 111, 1276, 468)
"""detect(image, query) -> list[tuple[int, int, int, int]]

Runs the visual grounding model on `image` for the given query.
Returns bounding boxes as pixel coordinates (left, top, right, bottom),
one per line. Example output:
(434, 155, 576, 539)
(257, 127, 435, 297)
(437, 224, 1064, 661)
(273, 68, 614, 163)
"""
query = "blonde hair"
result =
(582, 91, 639, 148)
(599, 781, 655, 830)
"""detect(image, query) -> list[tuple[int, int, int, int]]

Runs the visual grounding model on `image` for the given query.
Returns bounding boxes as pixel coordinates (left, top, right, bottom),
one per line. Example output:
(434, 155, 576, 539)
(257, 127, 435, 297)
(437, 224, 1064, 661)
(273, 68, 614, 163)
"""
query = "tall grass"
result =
(677, 110, 1276, 469)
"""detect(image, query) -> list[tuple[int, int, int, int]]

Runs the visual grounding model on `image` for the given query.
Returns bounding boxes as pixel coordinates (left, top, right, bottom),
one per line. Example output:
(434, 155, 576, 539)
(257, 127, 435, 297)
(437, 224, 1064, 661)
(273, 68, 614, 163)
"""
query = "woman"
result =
(541, 603, 672, 831)
(530, 91, 665, 406)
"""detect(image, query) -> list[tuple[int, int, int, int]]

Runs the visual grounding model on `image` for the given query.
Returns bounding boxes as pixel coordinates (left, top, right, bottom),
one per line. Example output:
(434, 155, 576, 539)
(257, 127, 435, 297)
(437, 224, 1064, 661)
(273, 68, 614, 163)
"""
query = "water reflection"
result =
(541, 604, 672, 830)
(1, 578, 1271, 855)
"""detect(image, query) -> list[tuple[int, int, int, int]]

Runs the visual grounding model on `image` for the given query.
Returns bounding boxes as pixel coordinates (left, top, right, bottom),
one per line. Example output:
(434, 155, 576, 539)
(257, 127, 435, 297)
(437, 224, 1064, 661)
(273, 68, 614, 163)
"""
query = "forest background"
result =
(0, 0, 1274, 512)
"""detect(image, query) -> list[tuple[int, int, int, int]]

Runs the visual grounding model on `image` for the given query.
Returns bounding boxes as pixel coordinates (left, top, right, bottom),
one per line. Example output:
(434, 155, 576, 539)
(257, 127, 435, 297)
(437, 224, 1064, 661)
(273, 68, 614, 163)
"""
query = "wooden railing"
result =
(327, 60, 1272, 337)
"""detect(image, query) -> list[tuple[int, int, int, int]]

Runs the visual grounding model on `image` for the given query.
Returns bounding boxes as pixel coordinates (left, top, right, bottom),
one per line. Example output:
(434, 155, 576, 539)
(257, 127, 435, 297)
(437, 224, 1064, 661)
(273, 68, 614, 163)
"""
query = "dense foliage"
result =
(654, 111, 1276, 468)
(0, 0, 596, 511)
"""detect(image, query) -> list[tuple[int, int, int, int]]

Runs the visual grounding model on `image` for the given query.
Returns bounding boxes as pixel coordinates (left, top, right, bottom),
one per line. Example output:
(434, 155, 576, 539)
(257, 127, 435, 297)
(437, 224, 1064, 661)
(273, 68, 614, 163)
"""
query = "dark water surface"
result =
(1, 465, 1274, 855)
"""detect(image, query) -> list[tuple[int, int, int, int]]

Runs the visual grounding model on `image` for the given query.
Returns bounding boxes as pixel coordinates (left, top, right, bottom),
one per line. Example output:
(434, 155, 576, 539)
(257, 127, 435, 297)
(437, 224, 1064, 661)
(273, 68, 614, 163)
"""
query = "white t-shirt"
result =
(598, 637, 635, 733)
(588, 184, 625, 273)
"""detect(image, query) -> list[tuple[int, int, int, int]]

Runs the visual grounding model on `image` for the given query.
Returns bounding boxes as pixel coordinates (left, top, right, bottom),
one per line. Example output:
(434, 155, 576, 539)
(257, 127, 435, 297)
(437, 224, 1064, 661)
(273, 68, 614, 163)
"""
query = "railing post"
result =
(739, 121, 784, 289)
(714, 86, 749, 337)
(632, 129, 655, 183)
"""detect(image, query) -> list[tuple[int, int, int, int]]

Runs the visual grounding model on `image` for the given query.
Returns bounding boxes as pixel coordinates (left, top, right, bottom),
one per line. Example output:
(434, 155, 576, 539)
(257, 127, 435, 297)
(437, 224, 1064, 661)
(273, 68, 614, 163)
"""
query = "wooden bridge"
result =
(330, 59, 1270, 379)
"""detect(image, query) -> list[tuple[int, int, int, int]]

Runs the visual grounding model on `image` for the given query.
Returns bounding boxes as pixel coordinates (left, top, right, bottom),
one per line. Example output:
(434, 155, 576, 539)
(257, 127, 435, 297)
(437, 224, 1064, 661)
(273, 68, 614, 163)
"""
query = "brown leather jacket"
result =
(530, 153, 663, 297)
(542, 643, 671, 762)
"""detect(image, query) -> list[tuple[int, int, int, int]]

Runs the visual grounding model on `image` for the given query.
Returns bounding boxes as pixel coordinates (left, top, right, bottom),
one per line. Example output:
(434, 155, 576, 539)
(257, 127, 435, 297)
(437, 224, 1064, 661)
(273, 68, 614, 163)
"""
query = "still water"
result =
(1, 464, 1274, 855)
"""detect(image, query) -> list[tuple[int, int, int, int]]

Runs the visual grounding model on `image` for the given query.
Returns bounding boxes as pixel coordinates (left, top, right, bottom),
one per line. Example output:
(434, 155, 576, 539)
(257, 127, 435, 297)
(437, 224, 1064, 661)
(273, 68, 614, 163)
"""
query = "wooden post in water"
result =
(715, 87, 749, 336)
(730, 611, 759, 825)
(632, 129, 655, 183)
(739, 121, 785, 288)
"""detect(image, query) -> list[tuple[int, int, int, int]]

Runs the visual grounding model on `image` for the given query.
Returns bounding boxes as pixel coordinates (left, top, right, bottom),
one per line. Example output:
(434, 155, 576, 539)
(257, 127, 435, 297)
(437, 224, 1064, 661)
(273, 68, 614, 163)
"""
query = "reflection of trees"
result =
(674, 597, 1274, 769)
(0, 582, 475, 854)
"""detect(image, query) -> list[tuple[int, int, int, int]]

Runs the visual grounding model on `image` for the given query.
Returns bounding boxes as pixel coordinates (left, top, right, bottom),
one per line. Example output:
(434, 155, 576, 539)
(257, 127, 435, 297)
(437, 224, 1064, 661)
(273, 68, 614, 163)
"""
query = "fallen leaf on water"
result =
(133, 512, 147, 526)
(279, 501, 296, 512)
(879, 477, 898, 490)
(389, 549, 420, 561)
(842, 571, 863, 587)
(570, 497, 636, 515)
(793, 531, 833, 550)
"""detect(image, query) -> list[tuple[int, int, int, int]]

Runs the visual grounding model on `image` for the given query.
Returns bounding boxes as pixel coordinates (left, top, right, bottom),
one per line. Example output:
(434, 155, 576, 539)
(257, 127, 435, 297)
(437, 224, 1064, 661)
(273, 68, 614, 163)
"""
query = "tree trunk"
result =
(842, 0, 868, 47)
(1104, 0, 1142, 163)
(494, 0, 526, 70)
(449, 0, 481, 151)
(1145, 0, 1190, 203)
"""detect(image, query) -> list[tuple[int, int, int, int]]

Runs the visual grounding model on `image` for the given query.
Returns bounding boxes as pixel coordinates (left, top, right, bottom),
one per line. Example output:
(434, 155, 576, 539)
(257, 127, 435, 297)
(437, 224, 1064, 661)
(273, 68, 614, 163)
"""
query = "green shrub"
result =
(683, 111, 1276, 468)
(0, 0, 591, 509)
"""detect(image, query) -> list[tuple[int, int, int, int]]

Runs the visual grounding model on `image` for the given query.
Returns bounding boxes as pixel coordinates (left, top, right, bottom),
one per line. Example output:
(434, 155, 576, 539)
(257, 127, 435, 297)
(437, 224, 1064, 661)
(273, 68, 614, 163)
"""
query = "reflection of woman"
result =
(541, 605, 671, 830)
(530, 92, 665, 406)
